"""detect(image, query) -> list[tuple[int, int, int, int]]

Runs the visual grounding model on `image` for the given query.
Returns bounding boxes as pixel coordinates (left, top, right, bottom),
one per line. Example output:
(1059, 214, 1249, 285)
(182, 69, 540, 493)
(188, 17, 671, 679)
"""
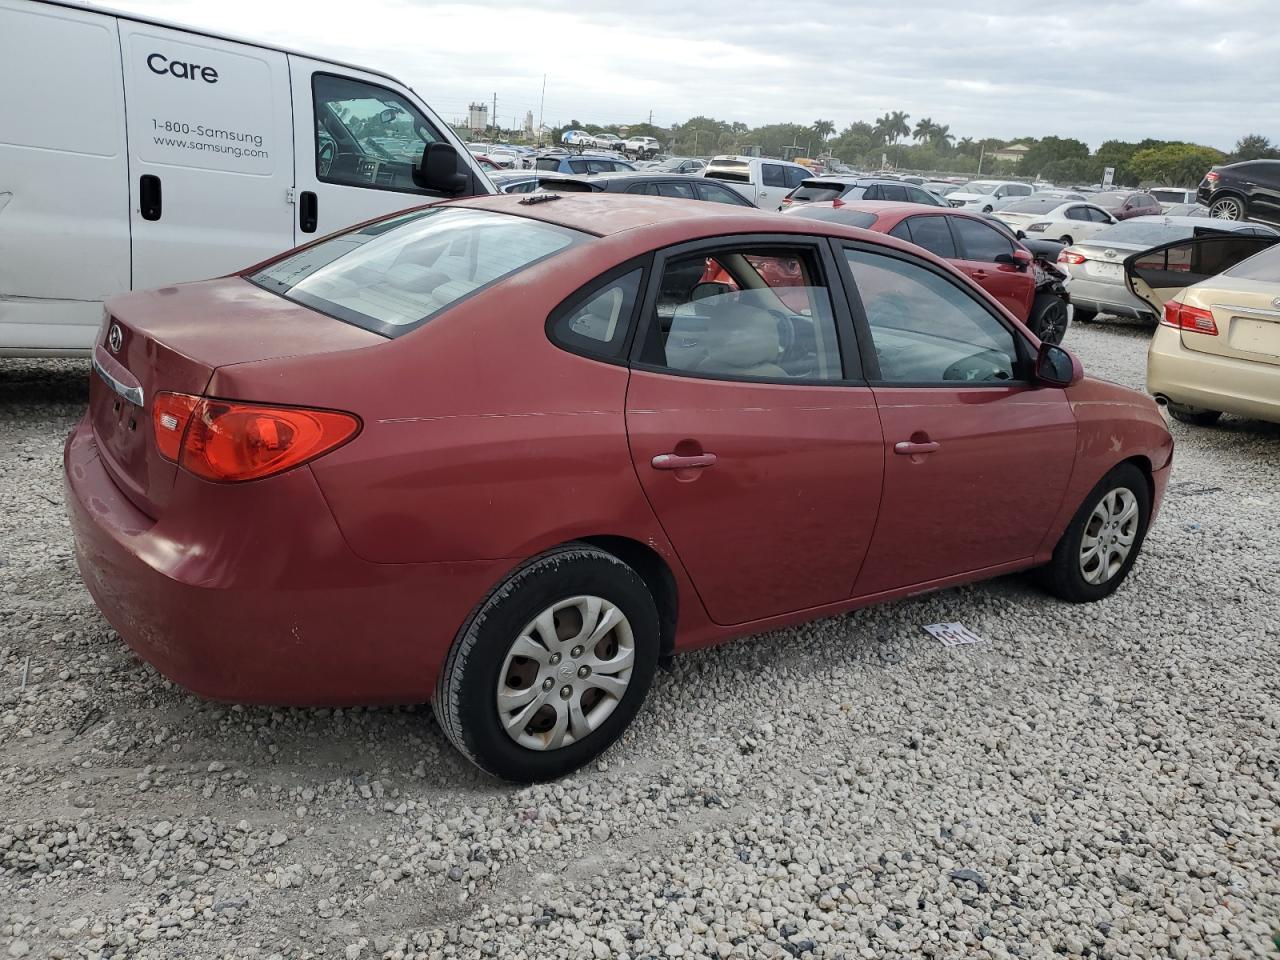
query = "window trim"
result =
(832, 239, 1034, 387)
(627, 233, 864, 387)
(310, 71, 452, 198)
(545, 256, 653, 366)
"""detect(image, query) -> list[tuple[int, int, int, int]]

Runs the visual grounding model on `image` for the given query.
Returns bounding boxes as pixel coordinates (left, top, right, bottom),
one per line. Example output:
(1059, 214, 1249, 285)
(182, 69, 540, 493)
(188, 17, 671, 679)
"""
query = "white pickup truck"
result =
(702, 155, 812, 209)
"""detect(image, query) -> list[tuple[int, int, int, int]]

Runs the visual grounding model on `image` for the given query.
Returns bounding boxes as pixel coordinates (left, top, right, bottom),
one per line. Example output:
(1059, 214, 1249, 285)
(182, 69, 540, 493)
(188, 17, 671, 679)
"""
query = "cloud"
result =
(108, 0, 1277, 149)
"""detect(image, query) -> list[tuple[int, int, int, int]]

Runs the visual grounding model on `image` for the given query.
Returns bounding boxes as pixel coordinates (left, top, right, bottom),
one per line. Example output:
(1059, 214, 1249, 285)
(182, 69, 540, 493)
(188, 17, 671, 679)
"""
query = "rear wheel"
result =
(1028, 293, 1069, 345)
(1167, 402, 1222, 426)
(434, 544, 660, 782)
(1209, 195, 1245, 221)
(1040, 463, 1151, 603)
(1057, 235, 1074, 246)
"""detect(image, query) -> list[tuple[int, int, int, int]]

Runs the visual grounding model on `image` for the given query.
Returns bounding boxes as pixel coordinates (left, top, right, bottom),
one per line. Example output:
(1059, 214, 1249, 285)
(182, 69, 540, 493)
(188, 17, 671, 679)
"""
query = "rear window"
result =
(1002, 198, 1062, 213)
(705, 160, 752, 184)
(792, 181, 851, 202)
(1091, 220, 1192, 245)
(1150, 189, 1189, 203)
(1224, 243, 1280, 280)
(250, 208, 585, 337)
(784, 206, 878, 229)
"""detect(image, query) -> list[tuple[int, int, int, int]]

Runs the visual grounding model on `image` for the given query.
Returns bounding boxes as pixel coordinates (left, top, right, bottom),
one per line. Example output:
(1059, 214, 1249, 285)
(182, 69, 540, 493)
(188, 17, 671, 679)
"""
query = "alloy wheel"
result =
(496, 595, 635, 751)
(1210, 198, 1243, 220)
(1078, 487, 1139, 585)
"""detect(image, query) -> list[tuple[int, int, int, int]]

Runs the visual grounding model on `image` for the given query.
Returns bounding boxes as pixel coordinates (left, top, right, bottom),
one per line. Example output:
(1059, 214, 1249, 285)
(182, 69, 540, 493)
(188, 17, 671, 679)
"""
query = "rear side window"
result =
(784, 166, 810, 188)
(657, 181, 697, 199)
(1225, 243, 1280, 280)
(904, 216, 958, 259)
(549, 268, 643, 359)
(250, 208, 584, 337)
(695, 181, 752, 206)
(879, 184, 910, 201)
(536, 157, 562, 171)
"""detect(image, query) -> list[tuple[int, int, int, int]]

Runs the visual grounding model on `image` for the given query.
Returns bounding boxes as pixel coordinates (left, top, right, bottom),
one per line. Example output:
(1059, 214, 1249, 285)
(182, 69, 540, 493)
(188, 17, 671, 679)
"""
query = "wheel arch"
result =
(1118, 453, 1155, 504)
(578, 535, 679, 660)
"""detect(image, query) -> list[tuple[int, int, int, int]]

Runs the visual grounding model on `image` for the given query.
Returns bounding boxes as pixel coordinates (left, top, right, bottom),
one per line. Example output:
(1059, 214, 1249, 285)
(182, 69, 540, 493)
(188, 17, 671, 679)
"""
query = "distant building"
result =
(467, 102, 488, 132)
(523, 111, 534, 135)
(990, 143, 1031, 164)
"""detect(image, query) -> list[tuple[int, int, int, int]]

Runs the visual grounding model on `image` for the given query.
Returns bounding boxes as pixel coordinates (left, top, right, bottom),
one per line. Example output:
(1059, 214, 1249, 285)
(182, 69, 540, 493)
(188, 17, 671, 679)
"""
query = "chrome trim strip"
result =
(93, 357, 144, 407)
(1214, 303, 1280, 320)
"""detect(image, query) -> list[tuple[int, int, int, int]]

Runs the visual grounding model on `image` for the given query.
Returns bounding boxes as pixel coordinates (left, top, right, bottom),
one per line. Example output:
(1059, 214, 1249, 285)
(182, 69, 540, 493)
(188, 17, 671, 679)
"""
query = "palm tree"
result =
(913, 117, 935, 144)
(812, 119, 835, 141)
(931, 124, 955, 150)
(888, 111, 910, 144)
(958, 136, 975, 155)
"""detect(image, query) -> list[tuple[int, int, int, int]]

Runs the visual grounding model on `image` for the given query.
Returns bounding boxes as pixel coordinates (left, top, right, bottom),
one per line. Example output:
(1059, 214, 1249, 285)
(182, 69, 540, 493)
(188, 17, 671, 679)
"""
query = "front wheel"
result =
(1028, 293, 1069, 345)
(1209, 196, 1244, 221)
(434, 544, 660, 782)
(1057, 235, 1074, 246)
(1039, 463, 1151, 603)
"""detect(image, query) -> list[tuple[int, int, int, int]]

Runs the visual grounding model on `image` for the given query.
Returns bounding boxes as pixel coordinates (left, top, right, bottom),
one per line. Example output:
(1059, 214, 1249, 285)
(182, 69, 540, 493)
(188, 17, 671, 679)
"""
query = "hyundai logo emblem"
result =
(107, 323, 123, 353)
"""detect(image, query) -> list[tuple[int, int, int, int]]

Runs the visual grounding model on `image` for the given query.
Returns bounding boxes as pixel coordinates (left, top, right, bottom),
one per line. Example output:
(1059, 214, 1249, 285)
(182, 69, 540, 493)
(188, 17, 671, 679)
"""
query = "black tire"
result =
(1057, 235, 1074, 246)
(1167, 402, 1222, 426)
(433, 543, 660, 782)
(1039, 463, 1151, 603)
(1028, 293, 1069, 345)
(1208, 195, 1245, 221)
(1072, 305, 1098, 324)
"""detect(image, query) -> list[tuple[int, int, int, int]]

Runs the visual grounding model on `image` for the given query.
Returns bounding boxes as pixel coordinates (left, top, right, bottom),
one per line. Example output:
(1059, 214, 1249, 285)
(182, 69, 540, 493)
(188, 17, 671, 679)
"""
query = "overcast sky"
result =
(111, 0, 1277, 150)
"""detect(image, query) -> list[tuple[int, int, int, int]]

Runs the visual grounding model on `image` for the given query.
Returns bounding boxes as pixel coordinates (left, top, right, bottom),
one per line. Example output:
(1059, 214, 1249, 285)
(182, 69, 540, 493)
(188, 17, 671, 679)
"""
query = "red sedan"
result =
(66, 194, 1173, 781)
(784, 200, 1071, 344)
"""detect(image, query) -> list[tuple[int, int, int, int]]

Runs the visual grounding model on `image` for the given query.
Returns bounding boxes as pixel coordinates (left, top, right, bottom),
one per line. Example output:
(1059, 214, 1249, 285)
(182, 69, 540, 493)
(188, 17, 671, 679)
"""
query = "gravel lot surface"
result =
(1, 318, 1278, 960)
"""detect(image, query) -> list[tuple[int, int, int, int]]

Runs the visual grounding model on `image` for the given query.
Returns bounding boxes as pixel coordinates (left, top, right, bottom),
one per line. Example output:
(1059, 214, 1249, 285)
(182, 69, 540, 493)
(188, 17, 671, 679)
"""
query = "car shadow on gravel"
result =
(0, 358, 90, 408)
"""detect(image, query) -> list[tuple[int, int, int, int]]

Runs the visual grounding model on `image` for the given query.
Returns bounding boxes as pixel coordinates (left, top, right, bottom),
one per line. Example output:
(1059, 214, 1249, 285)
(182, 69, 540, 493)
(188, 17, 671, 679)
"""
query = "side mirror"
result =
(996, 250, 1033, 269)
(1035, 341, 1083, 387)
(414, 142, 469, 195)
(690, 281, 732, 303)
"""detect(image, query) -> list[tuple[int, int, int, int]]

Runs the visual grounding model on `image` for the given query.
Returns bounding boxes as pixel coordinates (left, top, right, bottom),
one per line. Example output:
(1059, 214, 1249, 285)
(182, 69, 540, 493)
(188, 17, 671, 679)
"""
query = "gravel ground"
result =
(2, 318, 1278, 960)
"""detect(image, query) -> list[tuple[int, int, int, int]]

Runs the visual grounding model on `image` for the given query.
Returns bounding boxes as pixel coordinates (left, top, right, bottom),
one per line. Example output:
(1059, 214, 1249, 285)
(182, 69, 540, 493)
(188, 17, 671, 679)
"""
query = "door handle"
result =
(970, 270, 988, 279)
(651, 452, 718, 470)
(139, 175, 162, 221)
(894, 440, 940, 455)
(299, 191, 318, 233)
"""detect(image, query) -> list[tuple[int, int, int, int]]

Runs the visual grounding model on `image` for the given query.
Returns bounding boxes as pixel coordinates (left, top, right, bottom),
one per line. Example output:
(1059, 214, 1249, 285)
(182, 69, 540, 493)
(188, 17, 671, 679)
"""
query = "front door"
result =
(288, 58, 483, 239)
(120, 22, 296, 290)
(839, 243, 1077, 595)
(625, 239, 883, 625)
(948, 215, 1035, 320)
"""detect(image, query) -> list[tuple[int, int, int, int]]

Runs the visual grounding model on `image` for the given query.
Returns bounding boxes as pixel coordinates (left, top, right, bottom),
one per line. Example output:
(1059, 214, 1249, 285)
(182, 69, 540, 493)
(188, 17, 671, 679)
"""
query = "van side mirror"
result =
(1035, 341, 1083, 387)
(414, 143, 469, 195)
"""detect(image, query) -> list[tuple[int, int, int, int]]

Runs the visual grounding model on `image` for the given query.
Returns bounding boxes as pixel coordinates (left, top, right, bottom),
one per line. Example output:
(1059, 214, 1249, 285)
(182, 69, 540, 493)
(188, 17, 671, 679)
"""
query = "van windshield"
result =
(249, 208, 585, 337)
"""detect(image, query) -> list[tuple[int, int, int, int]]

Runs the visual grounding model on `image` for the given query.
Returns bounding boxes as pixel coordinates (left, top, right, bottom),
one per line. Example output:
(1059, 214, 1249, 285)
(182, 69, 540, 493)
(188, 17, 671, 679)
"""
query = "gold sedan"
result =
(1129, 234, 1280, 425)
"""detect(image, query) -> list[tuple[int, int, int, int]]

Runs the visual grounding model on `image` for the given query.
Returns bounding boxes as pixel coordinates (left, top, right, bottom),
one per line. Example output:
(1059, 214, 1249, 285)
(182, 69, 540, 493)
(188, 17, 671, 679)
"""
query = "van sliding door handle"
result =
(139, 175, 162, 221)
(299, 191, 318, 233)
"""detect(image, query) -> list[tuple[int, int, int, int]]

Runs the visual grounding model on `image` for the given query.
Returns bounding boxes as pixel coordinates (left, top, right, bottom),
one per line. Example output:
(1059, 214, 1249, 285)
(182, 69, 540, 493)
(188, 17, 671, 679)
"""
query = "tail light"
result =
(1162, 301, 1218, 336)
(152, 392, 360, 481)
(1059, 250, 1086, 265)
(1204, 171, 1220, 183)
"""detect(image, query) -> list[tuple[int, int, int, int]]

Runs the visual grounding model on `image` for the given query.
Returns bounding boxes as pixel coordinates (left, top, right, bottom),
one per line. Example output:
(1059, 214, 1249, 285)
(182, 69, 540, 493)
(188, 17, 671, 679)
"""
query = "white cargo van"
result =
(0, 0, 493, 356)
(702, 156, 812, 210)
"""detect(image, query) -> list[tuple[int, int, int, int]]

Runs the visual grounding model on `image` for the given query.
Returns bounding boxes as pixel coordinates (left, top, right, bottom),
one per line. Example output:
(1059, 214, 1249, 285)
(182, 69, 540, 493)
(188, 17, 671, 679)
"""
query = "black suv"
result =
(532, 172, 754, 206)
(1198, 160, 1280, 224)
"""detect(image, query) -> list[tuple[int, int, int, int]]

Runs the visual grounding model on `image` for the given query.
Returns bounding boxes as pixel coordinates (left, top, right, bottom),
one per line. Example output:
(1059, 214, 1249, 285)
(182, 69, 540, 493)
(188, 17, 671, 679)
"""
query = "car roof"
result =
(800, 176, 904, 186)
(710, 155, 807, 166)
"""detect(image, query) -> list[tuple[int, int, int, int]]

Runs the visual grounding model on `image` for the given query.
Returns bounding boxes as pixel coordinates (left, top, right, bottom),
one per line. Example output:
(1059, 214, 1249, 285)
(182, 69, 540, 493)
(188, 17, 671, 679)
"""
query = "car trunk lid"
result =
(1182, 280, 1280, 366)
(89, 277, 382, 518)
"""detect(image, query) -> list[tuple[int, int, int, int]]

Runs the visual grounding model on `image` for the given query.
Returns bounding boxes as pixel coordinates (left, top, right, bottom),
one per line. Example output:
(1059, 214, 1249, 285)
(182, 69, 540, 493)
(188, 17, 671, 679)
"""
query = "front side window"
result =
(762, 164, 788, 188)
(845, 248, 1019, 384)
(784, 166, 810, 188)
(250, 208, 584, 337)
(951, 217, 1014, 262)
(641, 247, 843, 382)
(312, 74, 442, 192)
(695, 181, 752, 206)
(549, 269, 643, 359)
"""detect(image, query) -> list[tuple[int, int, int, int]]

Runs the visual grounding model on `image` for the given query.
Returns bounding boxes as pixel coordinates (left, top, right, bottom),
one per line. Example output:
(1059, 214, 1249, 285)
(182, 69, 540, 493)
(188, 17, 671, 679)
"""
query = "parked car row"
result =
(560, 130, 664, 158)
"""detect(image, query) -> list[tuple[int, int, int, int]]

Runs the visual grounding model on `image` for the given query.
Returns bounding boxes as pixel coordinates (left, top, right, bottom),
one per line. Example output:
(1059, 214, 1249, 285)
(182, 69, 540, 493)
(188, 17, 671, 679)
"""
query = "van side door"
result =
(288, 58, 488, 238)
(118, 21, 295, 290)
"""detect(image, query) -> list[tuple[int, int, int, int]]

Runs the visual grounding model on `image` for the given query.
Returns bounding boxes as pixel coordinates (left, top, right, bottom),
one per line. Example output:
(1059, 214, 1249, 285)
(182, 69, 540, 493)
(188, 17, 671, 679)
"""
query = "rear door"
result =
(119, 21, 295, 290)
(289, 58, 484, 239)
(625, 237, 883, 625)
(1125, 233, 1278, 313)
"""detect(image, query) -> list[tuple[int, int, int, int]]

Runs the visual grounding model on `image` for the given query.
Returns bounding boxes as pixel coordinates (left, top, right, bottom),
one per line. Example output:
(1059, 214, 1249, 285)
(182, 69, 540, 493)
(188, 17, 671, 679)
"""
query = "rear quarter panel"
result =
(1034, 377, 1174, 560)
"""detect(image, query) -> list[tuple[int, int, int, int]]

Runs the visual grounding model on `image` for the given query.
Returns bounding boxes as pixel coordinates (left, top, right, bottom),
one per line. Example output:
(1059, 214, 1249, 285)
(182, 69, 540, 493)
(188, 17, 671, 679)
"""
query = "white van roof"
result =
(33, 0, 405, 85)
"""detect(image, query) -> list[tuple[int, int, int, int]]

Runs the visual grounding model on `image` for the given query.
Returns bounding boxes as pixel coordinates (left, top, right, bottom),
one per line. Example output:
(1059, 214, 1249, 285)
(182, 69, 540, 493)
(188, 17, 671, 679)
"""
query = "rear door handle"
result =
(894, 440, 940, 455)
(299, 191, 318, 233)
(139, 174, 162, 221)
(651, 453, 718, 470)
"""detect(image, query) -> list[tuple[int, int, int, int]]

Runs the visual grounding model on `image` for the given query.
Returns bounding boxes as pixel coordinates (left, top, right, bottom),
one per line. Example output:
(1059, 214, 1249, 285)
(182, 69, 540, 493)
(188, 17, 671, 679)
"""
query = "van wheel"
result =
(1039, 463, 1151, 603)
(1028, 294, 1069, 345)
(1167, 403, 1222, 426)
(433, 544, 660, 782)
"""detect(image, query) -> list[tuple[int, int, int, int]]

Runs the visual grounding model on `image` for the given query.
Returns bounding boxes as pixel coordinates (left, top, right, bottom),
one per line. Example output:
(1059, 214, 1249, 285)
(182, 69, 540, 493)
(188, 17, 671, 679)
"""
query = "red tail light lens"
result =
(1205, 171, 1220, 183)
(1162, 301, 1218, 336)
(151, 394, 360, 481)
(1059, 251, 1086, 265)
(152, 392, 201, 462)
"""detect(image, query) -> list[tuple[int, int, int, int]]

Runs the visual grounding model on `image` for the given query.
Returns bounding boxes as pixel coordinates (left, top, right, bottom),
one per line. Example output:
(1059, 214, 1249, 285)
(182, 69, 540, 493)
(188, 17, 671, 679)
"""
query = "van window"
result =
(312, 74, 443, 192)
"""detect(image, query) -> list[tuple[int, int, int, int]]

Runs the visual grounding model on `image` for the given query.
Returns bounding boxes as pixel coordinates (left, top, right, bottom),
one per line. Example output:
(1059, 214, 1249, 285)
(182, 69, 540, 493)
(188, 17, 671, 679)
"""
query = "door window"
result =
(549, 268, 643, 359)
(695, 181, 753, 206)
(657, 181, 697, 199)
(1009, 184, 1033, 197)
(902, 216, 958, 259)
(784, 166, 810, 188)
(1086, 206, 1112, 223)
(845, 249, 1020, 384)
(951, 217, 1014, 262)
(1064, 206, 1087, 221)
(640, 247, 843, 382)
(762, 164, 787, 188)
(879, 184, 910, 201)
(312, 74, 442, 192)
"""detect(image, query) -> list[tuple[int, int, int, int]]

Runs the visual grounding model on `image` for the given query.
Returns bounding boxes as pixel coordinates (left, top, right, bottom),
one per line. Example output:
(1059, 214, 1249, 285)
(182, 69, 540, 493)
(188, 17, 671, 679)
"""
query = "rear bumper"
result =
(1147, 325, 1280, 423)
(1066, 276, 1156, 320)
(64, 415, 514, 705)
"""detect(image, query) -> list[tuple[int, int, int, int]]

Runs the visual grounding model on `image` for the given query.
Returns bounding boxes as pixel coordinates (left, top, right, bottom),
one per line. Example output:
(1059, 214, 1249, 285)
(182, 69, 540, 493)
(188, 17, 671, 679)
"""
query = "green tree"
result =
(1019, 137, 1089, 177)
(930, 123, 955, 150)
(1127, 143, 1226, 185)
(1232, 134, 1280, 161)
(912, 117, 936, 144)
(812, 119, 835, 141)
